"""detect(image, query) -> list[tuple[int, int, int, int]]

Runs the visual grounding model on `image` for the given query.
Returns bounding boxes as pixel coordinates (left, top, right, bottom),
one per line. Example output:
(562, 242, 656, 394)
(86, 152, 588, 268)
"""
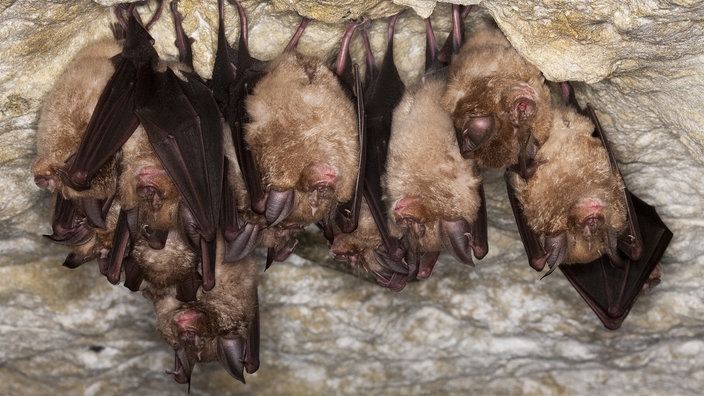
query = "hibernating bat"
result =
(243, 51, 359, 229)
(507, 104, 630, 271)
(505, 83, 672, 329)
(320, 15, 411, 291)
(145, 235, 259, 385)
(441, 21, 553, 172)
(52, 2, 225, 292)
(384, 4, 487, 279)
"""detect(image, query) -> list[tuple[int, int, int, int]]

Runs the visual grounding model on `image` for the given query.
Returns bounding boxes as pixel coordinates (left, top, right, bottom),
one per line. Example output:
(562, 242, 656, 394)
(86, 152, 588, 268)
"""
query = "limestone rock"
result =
(1, 0, 703, 394)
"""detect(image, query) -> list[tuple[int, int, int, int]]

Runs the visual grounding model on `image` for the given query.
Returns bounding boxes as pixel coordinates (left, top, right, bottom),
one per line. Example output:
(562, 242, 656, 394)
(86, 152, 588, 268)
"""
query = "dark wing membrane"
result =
(134, 70, 223, 242)
(561, 193, 672, 330)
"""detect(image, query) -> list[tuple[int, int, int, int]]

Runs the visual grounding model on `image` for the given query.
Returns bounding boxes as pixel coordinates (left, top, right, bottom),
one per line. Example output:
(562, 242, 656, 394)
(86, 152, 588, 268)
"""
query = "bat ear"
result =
(456, 116, 495, 158)
(509, 96, 536, 126)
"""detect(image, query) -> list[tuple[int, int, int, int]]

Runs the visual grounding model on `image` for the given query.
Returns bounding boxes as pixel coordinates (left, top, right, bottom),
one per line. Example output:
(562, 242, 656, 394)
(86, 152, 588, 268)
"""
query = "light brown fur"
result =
(511, 106, 628, 263)
(245, 52, 359, 226)
(441, 25, 553, 168)
(385, 79, 482, 251)
(148, 237, 258, 364)
(32, 39, 122, 199)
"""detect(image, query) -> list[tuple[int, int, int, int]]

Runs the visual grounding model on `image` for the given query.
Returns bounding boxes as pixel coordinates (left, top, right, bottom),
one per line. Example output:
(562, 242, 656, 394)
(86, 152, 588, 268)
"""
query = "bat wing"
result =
(558, 103, 668, 329)
(134, 69, 224, 290)
(560, 193, 672, 329)
(61, 14, 154, 191)
(211, 0, 269, 215)
(506, 92, 672, 328)
(505, 170, 565, 272)
(362, 15, 408, 274)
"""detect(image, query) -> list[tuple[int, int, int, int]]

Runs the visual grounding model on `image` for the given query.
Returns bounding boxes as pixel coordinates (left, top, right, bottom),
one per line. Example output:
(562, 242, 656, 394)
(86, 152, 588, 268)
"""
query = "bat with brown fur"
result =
(505, 83, 672, 329)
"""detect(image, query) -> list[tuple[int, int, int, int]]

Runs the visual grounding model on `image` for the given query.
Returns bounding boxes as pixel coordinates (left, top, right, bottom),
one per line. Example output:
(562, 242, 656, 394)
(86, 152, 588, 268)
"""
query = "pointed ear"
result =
(216, 337, 246, 383)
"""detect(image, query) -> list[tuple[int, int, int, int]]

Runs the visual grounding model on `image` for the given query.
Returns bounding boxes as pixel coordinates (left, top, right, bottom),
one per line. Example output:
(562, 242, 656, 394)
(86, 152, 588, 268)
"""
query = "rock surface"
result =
(1, 0, 703, 395)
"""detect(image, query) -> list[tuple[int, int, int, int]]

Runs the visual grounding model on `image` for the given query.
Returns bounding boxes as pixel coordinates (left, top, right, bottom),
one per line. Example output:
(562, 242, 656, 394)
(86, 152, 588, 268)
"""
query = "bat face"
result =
(33, 39, 123, 199)
(118, 127, 181, 249)
(385, 79, 483, 269)
(441, 25, 553, 168)
(244, 52, 359, 227)
(512, 106, 629, 265)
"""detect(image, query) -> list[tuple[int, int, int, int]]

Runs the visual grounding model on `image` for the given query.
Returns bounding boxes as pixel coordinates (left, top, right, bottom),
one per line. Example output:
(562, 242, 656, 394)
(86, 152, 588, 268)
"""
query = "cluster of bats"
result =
(32, 0, 672, 388)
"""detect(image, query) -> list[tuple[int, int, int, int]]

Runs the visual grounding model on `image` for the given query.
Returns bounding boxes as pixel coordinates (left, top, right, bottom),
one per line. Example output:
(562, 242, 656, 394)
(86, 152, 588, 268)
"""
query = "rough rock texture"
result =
(1, 0, 703, 395)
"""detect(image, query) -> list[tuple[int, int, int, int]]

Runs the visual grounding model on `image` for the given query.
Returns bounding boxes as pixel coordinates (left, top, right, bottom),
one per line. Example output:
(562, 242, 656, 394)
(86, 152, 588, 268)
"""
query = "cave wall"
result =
(1, 0, 702, 394)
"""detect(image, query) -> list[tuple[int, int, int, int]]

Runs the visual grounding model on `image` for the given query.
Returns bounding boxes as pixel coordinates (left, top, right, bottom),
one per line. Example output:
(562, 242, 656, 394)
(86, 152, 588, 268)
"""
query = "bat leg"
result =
(284, 17, 310, 52)
(169, 0, 193, 67)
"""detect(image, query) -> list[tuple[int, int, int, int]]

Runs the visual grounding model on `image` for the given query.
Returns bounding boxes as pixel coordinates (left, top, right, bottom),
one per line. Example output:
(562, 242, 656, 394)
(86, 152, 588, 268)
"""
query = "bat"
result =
(243, 51, 359, 229)
(384, 4, 487, 278)
(506, 83, 672, 329)
(507, 105, 631, 271)
(145, 235, 260, 385)
(441, 22, 554, 172)
(320, 15, 412, 290)
(54, 1, 225, 291)
(32, 38, 123, 202)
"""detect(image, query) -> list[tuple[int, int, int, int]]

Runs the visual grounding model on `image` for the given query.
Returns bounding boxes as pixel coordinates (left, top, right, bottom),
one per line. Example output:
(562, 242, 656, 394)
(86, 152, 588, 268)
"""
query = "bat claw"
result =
(264, 189, 294, 226)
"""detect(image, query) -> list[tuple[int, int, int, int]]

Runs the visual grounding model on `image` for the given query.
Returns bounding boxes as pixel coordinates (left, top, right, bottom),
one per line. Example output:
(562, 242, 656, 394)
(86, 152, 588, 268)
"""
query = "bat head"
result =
(451, 76, 551, 168)
(565, 197, 623, 264)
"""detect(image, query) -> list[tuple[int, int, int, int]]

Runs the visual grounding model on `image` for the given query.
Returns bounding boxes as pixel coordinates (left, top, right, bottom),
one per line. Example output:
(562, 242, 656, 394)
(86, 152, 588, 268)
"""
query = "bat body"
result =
(508, 105, 629, 270)
(244, 52, 359, 228)
(33, 39, 122, 200)
(442, 23, 553, 171)
(147, 236, 259, 384)
(385, 78, 485, 274)
(505, 83, 673, 328)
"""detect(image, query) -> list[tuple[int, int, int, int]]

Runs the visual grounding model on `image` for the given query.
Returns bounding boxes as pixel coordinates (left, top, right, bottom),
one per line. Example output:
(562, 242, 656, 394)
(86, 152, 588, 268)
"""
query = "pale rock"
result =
(1, 0, 703, 395)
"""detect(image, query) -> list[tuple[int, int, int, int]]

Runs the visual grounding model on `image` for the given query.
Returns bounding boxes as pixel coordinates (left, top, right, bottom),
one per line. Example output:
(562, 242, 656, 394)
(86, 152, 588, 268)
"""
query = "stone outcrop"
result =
(1, 0, 702, 394)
